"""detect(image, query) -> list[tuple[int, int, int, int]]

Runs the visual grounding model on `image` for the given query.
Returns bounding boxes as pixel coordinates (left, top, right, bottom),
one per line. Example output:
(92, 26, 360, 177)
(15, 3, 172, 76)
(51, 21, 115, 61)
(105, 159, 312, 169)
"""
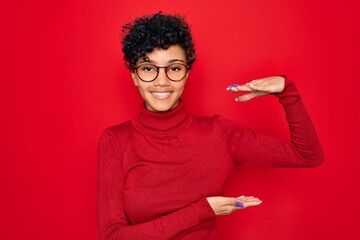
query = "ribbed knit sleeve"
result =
(219, 77, 324, 167)
(97, 129, 216, 240)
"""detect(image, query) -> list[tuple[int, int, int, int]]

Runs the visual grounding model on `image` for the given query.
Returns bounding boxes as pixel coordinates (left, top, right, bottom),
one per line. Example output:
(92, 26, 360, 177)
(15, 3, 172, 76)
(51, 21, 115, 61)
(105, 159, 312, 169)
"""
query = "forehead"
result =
(139, 45, 186, 64)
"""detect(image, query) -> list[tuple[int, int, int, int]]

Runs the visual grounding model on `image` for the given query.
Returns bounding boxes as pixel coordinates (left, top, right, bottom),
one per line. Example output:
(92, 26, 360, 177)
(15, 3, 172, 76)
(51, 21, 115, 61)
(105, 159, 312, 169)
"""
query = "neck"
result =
(132, 100, 192, 134)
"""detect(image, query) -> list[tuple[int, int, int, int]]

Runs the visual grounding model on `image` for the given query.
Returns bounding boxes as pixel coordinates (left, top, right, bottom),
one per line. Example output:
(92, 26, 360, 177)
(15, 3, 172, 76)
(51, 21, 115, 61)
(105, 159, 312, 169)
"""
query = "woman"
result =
(97, 12, 324, 240)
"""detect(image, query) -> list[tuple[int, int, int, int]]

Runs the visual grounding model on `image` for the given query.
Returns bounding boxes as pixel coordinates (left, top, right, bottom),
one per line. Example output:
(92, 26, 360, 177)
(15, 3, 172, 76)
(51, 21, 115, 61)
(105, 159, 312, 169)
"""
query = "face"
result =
(131, 45, 189, 112)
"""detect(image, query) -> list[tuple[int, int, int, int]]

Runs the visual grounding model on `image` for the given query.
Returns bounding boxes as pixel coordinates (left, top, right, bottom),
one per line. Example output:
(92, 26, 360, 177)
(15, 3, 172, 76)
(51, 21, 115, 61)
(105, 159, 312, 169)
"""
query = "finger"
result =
(248, 83, 274, 92)
(244, 196, 257, 199)
(234, 199, 262, 208)
(235, 196, 262, 207)
(243, 196, 262, 203)
(249, 79, 267, 85)
(235, 91, 268, 102)
(235, 196, 257, 201)
(242, 197, 260, 202)
(227, 82, 268, 92)
(226, 84, 241, 91)
(244, 199, 262, 207)
(227, 84, 252, 92)
(236, 85, 253, 92)
(243, 198, 262, 207)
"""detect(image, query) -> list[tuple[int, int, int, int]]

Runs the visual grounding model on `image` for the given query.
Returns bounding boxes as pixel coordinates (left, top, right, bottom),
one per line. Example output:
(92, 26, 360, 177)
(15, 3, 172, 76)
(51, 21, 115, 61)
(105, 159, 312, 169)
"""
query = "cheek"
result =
(177, 80, 187, 93)
(137, 85, 147, 95)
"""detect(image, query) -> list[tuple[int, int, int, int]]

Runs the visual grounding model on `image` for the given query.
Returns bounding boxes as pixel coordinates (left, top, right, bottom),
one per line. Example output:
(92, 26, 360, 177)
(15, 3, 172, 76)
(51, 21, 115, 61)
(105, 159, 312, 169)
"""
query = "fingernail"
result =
(235, 201, 245, 208)
(235, 98, 239, 101)
(227, 84, 241, 90)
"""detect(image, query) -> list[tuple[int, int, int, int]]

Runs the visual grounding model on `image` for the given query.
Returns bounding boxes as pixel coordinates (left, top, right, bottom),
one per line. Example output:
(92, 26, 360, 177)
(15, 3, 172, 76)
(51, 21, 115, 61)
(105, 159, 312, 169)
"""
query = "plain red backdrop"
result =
(1, 0, 359, 239)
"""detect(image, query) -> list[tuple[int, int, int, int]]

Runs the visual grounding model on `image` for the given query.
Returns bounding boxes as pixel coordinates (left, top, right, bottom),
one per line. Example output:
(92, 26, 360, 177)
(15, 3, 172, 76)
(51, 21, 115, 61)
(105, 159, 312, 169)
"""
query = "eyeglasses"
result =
(135, 63, 189, 82)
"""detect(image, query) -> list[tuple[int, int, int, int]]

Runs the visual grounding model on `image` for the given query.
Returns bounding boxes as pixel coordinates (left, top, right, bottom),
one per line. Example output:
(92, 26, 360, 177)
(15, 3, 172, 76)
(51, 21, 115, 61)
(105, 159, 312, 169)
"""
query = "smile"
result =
(151, 92, 172, 99)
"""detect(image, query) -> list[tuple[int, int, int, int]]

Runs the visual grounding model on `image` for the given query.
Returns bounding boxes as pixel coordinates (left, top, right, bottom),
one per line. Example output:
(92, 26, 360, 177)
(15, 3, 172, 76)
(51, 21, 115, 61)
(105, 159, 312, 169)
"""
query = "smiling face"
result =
(131, 45, 189, 112)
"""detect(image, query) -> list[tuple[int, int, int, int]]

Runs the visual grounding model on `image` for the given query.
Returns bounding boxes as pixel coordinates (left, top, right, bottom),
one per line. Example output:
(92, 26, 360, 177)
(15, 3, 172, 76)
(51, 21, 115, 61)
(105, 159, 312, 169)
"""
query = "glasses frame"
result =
(135, 63, 190, 82)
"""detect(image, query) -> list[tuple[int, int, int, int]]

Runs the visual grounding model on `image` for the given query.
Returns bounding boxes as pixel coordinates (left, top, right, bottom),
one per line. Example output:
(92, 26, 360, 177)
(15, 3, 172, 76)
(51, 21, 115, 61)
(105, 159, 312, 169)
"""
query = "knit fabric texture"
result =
(97, 78, 324, 240)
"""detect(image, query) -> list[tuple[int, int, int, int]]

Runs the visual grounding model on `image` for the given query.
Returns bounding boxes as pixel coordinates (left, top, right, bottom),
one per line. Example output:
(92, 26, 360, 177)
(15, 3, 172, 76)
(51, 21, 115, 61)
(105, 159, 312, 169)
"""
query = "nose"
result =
(153, 68, 170, 87)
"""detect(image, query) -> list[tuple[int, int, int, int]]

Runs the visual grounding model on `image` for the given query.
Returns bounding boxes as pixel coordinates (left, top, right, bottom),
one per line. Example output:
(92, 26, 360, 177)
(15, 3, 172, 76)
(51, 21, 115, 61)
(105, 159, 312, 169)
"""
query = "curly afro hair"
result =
(121, 12, 196, 71)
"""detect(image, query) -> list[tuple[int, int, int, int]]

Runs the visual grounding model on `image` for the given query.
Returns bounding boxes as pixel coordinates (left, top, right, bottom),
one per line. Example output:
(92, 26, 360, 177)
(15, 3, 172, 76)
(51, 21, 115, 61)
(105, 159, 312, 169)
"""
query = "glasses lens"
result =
(166, 64, 187, 81)
(136, 64, 158, 82)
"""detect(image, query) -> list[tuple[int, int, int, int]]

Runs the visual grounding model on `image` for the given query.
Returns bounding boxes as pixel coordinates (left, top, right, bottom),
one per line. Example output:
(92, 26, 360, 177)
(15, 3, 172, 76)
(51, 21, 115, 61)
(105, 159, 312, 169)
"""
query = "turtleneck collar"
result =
(132, 100, 192, 134)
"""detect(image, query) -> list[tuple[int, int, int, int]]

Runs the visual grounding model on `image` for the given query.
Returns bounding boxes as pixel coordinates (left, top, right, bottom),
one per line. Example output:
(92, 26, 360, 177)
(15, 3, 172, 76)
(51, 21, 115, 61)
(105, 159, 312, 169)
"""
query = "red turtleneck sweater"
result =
(97, 78, 324, 240)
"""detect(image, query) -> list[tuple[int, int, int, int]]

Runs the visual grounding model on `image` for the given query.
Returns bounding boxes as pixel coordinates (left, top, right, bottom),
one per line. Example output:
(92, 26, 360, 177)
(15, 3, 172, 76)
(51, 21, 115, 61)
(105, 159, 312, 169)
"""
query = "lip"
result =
(150, 91, 172, 99)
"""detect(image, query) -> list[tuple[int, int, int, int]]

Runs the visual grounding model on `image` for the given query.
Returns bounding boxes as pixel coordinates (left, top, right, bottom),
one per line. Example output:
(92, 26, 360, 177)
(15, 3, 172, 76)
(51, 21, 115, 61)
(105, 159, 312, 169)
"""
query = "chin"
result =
(147, 100, 179, 112)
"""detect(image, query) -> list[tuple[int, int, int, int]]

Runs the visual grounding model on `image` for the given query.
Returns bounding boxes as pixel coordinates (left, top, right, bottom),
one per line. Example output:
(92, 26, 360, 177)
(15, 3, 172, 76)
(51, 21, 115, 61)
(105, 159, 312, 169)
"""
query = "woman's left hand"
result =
(207, 195, 262, 216)
(227, 76, 285, 102)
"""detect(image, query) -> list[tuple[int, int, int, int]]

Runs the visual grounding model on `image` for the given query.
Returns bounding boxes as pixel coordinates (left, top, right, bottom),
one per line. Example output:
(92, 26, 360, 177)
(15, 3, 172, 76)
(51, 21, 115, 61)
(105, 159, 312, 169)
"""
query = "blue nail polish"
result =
(235, 201, 245, 208)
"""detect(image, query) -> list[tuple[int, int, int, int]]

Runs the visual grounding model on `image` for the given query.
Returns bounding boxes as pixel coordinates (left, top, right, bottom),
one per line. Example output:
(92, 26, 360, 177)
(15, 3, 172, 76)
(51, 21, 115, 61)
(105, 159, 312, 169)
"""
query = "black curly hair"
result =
(121, 12, 196, 71)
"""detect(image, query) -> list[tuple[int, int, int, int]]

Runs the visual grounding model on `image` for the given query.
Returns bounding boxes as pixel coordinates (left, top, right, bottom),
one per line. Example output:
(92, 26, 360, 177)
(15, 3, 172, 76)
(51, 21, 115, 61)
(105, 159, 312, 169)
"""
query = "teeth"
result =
(151, 92, 171, 99)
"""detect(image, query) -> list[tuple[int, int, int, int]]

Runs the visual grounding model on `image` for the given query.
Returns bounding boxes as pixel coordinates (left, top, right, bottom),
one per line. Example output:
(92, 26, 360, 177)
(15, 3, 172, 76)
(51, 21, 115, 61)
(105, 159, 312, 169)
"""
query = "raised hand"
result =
(206, 196, 262, 216)
(227, 76, 285, 102)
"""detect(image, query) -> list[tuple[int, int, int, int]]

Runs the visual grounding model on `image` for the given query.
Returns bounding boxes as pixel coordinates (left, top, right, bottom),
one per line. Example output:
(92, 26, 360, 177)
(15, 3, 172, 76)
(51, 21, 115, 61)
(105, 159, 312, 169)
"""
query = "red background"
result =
(1, 0, 359, 239)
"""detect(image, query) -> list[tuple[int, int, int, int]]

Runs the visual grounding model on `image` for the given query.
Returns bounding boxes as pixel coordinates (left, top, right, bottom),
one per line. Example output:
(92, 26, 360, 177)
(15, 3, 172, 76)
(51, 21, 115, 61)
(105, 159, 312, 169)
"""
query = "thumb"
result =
(235, 91, 268, 102)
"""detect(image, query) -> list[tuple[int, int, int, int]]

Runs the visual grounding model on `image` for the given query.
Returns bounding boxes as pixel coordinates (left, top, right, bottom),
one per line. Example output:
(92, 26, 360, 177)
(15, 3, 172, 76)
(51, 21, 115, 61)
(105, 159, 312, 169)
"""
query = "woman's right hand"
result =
(206, 196, 262, 216)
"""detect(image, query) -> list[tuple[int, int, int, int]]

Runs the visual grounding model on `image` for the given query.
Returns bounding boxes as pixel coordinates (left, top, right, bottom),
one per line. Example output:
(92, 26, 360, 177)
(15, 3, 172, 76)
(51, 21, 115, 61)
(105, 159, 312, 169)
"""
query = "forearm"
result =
(221, 76, 324, 167)
(97, 129, 216, 240)
(98, 198, 215, 240)
(275, 76, 324, 166)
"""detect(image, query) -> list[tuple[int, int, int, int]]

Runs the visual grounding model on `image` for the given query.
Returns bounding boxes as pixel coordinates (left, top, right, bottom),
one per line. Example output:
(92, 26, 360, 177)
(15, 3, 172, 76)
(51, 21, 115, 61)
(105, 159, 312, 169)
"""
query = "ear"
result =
(185, 70, 190, 78)
(183, 70, 190, 82)
(131, 71, 139, 86)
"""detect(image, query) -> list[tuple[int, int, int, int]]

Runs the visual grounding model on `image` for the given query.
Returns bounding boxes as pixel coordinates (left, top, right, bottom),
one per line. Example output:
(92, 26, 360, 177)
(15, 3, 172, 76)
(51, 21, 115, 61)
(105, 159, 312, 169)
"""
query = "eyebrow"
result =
(168, 59, 185, 63)
(138, 58, 185, 64)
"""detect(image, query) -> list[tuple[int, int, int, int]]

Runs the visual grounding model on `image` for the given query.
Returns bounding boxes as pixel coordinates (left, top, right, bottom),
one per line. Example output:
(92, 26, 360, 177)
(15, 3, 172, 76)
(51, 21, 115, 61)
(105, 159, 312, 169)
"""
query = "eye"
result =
(143, 67, 153, 72)
(170, 67, 180, 71)
(139, 65, 156, 72)
(168, 64, 183, 72)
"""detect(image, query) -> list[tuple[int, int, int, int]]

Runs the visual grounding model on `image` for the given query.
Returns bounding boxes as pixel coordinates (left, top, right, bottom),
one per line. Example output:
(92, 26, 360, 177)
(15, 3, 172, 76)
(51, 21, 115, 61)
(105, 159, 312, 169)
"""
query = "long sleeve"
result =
(219, 77, 324, 167)
(97, 129, 216, 240)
